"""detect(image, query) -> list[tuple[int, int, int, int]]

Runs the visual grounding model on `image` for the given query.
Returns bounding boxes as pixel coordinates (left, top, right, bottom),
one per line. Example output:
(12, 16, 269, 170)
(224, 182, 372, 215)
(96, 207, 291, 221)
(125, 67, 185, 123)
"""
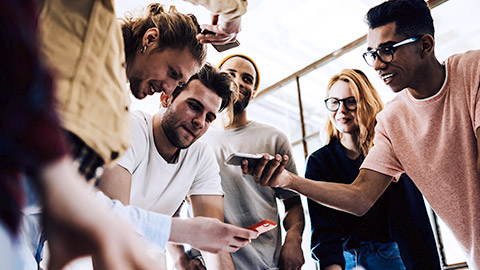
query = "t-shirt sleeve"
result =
(117, 112, 148, 174)
(360, 117, 404, 180)
(188, 144, 223, 196)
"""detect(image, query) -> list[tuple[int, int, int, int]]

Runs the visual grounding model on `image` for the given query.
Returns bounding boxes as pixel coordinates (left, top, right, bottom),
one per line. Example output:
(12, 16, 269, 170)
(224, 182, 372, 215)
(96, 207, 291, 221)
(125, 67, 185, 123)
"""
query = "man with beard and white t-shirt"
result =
(100, 64, 243, 270)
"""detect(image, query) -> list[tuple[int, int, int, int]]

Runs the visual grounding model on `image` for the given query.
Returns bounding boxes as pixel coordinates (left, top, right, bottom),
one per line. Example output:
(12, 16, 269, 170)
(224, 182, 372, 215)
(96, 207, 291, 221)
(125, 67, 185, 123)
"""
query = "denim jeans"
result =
(344, 241, 406, 270)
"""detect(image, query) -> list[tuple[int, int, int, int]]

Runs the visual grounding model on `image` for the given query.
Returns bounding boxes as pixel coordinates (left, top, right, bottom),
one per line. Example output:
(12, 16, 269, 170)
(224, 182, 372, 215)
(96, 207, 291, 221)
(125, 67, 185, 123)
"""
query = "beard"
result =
(128, 76, 143, 99)
(233, 90, 252, 115)
(161, 110, 195, 149)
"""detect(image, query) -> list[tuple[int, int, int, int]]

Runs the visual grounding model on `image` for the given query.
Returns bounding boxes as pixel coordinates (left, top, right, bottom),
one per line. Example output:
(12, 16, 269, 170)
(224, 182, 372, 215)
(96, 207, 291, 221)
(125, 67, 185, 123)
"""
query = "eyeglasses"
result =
(324, 96, 357, 112)
(362, 35, 422, 67)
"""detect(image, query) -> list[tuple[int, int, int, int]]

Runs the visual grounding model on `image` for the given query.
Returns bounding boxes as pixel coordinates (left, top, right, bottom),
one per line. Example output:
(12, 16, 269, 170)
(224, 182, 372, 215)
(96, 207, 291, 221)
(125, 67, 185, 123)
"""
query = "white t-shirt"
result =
(117, 111, 223, 216)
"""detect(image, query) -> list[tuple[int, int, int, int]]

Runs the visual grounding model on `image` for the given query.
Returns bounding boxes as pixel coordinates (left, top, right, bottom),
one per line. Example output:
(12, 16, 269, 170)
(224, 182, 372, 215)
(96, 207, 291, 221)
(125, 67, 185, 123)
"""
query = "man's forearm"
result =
(287, 171, 387, 216)
(283, 197, 305, 237)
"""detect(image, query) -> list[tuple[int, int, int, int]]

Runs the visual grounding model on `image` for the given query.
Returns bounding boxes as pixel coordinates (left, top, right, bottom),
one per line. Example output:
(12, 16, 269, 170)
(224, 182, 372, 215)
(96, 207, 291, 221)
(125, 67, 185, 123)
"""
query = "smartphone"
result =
(246, 220, 277, 234)
(201, 29, 240, 52)
(224, 153, 273, 167)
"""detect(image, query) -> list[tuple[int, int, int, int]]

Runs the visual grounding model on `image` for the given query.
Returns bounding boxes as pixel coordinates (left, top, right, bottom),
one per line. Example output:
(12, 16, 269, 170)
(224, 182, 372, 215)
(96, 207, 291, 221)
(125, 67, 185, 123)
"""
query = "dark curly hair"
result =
(365, 0, 434, 38)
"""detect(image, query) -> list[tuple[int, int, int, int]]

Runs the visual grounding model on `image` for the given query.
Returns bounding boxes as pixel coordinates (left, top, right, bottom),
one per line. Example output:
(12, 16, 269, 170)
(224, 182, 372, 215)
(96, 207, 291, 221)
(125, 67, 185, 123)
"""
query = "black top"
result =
(306, 138, 440, 270)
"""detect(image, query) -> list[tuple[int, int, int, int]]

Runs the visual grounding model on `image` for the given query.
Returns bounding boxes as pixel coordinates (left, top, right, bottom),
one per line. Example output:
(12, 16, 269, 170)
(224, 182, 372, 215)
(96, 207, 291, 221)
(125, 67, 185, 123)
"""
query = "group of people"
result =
(1, 0, 479, 270)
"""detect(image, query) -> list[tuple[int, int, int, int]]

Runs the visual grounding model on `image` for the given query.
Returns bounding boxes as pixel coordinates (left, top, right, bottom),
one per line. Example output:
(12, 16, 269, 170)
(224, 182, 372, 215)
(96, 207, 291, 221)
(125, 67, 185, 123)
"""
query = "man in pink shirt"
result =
(243, 0, 480, 269)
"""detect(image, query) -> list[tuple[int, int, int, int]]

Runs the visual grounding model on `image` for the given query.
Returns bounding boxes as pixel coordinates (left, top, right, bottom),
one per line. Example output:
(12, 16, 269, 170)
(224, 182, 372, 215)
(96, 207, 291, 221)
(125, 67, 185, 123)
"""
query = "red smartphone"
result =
(201, 29, 240, 52)
(246, 220, 277, 234)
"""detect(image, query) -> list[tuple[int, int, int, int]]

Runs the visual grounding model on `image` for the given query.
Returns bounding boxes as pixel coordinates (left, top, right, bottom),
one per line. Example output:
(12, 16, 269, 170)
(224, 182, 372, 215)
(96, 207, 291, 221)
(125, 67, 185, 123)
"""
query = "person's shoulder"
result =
(446, 50, 480, 78)
(129, 110, 152, 138)
(447, 49, 480, 64)
(130, 110, 151, 128)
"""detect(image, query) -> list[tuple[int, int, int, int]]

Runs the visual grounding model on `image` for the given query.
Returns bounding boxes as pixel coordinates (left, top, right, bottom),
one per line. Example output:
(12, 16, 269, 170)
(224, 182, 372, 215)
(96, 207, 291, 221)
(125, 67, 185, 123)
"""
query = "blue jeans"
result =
(344, 241, 406, 270)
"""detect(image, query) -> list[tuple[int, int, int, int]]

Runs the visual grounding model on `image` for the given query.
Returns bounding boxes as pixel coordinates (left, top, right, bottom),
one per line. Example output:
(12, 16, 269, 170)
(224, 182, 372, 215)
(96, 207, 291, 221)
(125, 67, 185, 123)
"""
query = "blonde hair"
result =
(324, 69, 384, 157)
(121, 3, 206, 68)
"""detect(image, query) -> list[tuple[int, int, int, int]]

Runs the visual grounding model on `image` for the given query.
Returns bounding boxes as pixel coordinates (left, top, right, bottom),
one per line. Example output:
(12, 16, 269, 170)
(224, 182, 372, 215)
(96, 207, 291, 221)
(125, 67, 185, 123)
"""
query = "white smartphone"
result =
(224, 153, 273, 167)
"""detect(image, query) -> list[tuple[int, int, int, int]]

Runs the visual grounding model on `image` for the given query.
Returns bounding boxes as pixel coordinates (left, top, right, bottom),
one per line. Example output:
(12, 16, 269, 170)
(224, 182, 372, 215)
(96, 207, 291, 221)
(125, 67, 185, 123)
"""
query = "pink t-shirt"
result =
(361, 50, 480, 269)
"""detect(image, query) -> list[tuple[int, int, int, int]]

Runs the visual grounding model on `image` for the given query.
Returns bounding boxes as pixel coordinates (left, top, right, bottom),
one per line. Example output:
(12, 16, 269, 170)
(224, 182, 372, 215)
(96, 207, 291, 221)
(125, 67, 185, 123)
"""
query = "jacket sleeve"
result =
(183, 0, 247, 20)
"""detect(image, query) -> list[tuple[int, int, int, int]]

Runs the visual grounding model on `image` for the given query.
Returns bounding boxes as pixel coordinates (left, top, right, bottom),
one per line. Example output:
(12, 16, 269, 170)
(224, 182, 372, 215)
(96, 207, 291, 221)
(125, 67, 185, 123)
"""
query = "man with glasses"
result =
(240, 0, 480, 269)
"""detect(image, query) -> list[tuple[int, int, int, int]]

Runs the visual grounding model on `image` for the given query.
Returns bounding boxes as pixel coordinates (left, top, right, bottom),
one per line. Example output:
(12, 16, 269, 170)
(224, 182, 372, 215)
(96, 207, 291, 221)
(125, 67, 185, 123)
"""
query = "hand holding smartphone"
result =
(200, 29, 240, 52)
(224, 153, 274, 167)
(246, 220, 277, 234)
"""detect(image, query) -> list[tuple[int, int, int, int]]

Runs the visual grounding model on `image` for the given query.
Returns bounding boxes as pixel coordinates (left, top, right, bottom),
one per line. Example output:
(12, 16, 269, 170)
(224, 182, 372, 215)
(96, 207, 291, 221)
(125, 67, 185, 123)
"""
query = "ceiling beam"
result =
(254, 0, 450, 101)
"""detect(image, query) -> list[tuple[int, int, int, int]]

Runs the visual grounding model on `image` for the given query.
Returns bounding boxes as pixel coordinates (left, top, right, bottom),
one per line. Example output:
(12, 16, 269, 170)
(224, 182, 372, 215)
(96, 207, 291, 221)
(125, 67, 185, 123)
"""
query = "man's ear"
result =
(142, 28, 160, 51)
(160, 92, 170, 108)
(420, 34, 435, 58)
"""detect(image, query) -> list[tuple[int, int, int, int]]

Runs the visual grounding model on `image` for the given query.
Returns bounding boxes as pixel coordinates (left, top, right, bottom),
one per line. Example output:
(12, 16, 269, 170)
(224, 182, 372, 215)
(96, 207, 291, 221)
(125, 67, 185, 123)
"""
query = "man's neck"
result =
(225, 110, 249, 130)
(152, 113, 179, 162)
(407, 58, 445, 99)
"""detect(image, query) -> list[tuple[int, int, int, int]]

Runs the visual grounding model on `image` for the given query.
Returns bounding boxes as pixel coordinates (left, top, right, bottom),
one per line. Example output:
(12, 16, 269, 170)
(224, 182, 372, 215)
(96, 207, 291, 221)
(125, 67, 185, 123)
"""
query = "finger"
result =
(258, 155, 282, 186)
(211, 14, 219, 25)
(253, 154, 271, 184)
(198, 33, 235, 44)
(229, 235, 251, 248)
(241, 159, 251, 174)
(270, 155, 288, 187)
(196, 34, 234, 45)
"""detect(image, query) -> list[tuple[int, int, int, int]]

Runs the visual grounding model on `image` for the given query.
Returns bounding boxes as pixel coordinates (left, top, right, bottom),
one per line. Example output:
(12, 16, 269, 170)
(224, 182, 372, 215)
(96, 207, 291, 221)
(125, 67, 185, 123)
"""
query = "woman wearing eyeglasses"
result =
(306, 69, 440, 270)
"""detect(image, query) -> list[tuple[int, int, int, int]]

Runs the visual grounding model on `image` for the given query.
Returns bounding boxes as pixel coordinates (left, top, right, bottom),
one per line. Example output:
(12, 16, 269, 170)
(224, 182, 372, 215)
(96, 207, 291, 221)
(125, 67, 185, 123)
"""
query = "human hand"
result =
(278, 233, 304, 270)
(241, 154, 292, 188)
(170, 217, 258, 253)
(42, 157, 160, 270)
(197, 14, 241, 45)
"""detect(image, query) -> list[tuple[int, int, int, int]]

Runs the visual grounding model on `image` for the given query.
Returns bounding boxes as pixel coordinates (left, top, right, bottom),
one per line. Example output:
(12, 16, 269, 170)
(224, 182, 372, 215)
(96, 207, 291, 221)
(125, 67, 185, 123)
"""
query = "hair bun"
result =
(147, 3, 165, 16)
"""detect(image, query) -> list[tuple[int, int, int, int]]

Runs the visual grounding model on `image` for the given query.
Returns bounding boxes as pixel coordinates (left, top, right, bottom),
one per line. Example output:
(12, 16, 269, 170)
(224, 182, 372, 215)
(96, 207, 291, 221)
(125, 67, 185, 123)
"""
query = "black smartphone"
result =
(201, 29, 240, 52)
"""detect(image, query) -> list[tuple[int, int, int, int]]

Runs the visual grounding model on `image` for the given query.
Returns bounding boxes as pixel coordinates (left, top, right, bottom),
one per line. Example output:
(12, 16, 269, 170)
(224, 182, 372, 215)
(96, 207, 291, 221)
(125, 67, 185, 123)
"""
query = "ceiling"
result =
(116, 0, 480, 155)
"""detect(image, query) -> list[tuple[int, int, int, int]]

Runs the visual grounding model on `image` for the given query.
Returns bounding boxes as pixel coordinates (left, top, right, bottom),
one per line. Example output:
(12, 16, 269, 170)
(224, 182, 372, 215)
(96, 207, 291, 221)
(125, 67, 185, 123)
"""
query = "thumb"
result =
(211, 14, 219, 25)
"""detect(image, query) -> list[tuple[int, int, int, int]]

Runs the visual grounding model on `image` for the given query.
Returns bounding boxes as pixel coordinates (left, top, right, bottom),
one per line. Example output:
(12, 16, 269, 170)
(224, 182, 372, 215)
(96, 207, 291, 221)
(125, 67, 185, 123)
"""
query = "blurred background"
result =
(116, 0, 479, 268)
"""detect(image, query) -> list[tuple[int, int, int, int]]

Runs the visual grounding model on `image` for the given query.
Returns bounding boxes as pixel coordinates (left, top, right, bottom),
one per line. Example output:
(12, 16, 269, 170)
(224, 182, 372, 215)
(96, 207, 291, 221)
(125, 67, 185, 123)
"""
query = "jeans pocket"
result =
(376, 242, 402, 260)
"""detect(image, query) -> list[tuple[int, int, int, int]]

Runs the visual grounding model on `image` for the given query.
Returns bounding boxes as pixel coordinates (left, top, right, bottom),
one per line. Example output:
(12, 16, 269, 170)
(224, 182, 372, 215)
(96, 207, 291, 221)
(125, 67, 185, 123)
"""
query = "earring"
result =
(140, 45, 147, 54)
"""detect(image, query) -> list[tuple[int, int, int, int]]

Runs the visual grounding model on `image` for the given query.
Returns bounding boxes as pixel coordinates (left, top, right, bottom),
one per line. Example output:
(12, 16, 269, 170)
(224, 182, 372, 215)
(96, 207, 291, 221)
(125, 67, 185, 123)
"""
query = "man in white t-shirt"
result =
(99, 64, 237, 269)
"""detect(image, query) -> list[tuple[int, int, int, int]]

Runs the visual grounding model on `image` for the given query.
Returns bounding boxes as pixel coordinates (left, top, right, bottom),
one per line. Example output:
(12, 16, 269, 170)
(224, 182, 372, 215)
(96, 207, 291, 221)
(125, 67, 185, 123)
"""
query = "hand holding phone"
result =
(224, 153, 273, 167)
(246, 220, 277, 235)
(200, 29, 240, 52)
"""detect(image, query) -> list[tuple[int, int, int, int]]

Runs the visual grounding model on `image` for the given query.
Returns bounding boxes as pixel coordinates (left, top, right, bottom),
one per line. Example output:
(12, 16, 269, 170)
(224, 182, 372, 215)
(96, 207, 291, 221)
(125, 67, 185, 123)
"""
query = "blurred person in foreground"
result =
(0, 1, 161, 269)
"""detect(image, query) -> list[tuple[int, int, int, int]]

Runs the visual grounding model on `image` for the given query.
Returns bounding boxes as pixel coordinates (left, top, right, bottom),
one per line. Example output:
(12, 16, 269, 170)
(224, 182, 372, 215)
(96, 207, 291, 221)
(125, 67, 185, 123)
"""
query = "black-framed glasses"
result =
(362, 35, 423, 66)
(324, 96, 357, 112)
